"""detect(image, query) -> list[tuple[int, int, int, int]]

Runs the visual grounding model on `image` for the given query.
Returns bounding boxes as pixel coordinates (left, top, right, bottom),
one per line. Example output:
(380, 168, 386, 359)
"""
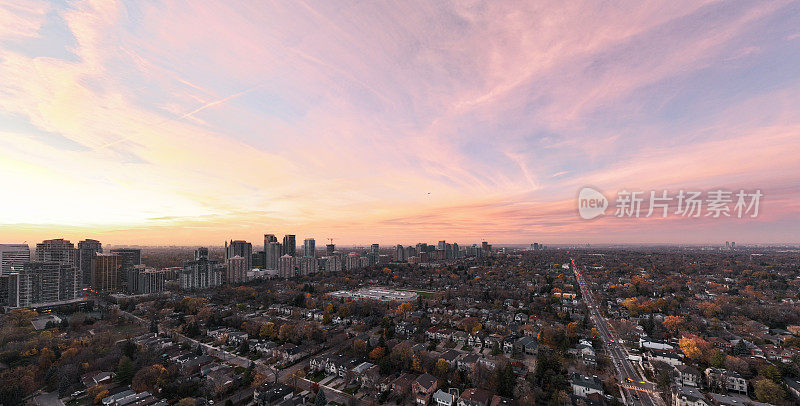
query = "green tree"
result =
(710, 350, 725, 368)
(116, 356, 136, 385)
(496, 362, 515, 397)
(754, 379, 785, 404)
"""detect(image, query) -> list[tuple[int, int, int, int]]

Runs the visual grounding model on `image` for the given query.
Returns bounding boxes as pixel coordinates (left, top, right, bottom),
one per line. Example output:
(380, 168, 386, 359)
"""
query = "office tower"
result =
(264, 234, 277, 259)
(225, 240, 252, 271)
(35, 239, 76, 265)
(195, 247, 209, 260)
(265, 241, 282, 270)
(127, 265, 166, 294)
(326, 243, 335, 256)
(2, 273, 20, 307)
(467, 244, 482, 258)
(227, 255, 247, 284)
(278, 254, 295, 278)
(437, 240, 446, 251)
(92, 254, 123, 293)
(303, 238, 316, 258)
(109, 248, 141, 289)
(16, 262, 79, 306)
(725, 241, 730, 249)
(282, 235, 296, 256)
(109, 248, 142, 270)
(252, 251, 265, 268)
(452, 243, 459, 258)
(180, 251, 222, 290)
(405, 246, 416, 260)
(0, 274, 10, 306)
(416, 243, 428, 255)
(731, 242, 736, 249)
(396, 244, 406, 262)
(77, 239, 102, 288)
(0, 244, 30, 276)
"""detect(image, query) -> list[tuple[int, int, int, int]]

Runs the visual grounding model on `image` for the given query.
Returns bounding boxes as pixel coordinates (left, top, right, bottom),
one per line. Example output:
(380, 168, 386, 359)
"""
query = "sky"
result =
(1, 0, 799, 246)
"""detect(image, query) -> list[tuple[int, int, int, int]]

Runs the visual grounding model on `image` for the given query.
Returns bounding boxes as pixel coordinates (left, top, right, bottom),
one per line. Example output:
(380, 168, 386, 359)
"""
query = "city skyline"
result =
(2, 1, 800, 245)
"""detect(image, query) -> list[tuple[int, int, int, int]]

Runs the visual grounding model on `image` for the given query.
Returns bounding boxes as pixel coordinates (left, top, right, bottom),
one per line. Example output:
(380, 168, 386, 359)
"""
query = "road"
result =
(571, 258, 665, 406)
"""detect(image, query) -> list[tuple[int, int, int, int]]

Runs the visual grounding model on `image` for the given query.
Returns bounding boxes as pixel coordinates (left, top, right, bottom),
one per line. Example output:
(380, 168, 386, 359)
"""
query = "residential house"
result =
(705, 368, 747, 395)
(571, 373, 604, 398)
(514, 336, 538, 355)
(674, 365, 700, 387)
(457, 388, 492, 406)
(413, 373, 439, 405)
(433, 390, 457, 406)
(672, 386, 709, 406)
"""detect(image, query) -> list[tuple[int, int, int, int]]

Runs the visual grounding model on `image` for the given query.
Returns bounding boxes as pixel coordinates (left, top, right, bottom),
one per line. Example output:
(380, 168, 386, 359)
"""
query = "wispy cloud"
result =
(0, 0, 798, 244)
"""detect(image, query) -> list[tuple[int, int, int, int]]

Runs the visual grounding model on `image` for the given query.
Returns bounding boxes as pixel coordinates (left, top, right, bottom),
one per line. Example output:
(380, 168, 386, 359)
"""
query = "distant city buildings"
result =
(77, 239, 102, 288)
(9, 262, 80, 307)
(303, 238, 315, 258)
(265, 241, 282, 270)
(92, 254, 123, 293)
(0, 244, 30, 276)
(225, 240, 252, 272)
(282, 234, 296, 257)
(109, 248, 141, 269)
(299, 256, 317, 275)
(127, 265, 166, 294)
(226, 255, 247, 284)
(181, 248, 222, 290)
(35, 238, 76, 265)
(278, 254, 295, 278)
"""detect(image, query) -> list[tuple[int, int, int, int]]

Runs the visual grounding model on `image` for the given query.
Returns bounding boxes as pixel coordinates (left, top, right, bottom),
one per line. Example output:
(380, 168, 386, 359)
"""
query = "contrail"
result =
(178, 84, 261, 119)
(95, 84, 261, 150)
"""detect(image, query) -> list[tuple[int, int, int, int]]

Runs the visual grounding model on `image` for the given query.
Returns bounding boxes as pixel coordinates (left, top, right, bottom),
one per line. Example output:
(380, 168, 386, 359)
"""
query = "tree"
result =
(5, 308, 37, 327)
(369, 347, 385, 360)
(732, 340, 750, 356)
(116, 357, 135, 385)
(754, 379, 785, 404)
(397, 302, 413, 315)
(435, 359, 449, 380)
(759, 365, 782, 383)
(177, 398, 195, 406)
(412, 355, 422, 372)
(496, 362, 515, 397)
(679, 336, 711, 362)
(131, 364, 167, 392)
(314, 389, 327, 406)
(492, 342, 501, 356)
(94, 389, 110, 405)
(238, 339, 250, 355)
(260, 322, 275, 338)
(710, 350, 725, 368)
(122, 339, 137, 358)
(662, 316, 685, 334)
(149, 318, 159, 333)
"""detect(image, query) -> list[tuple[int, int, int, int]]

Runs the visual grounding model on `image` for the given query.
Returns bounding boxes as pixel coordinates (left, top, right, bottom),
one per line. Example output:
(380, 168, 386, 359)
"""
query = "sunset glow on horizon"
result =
(1, 1, 799, 245)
